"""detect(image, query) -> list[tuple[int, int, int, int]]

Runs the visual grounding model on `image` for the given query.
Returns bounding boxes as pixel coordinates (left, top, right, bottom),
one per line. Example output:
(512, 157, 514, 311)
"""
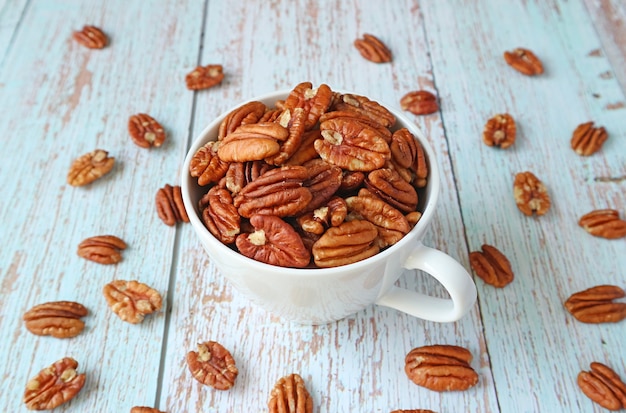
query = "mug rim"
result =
(181, 88, 441, 278)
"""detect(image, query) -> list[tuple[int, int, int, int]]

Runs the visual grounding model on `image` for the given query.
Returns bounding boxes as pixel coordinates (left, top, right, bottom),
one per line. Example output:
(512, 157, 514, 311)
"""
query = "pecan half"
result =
(234, 166, 312, 218)
(317, 117, 391, 171)
(503, 48, 544, 76)
(189, 141, 230, 186)
(400, 91, 439, 116)
(571, 122, 608, 156)
(297, 196, 347, 235)
(268, 373, 313, 413)
(301, 158, 343, 212)
(156, 184, 189, 226)
(483, 113, 516, 149)
(390, 128, 428, 188)
(578, 362, 626, 410)
(24, 357, 86, 410)
(77, 234, 126, 264)
(187, 341, 238, 390)
(346, 192, 410, 247)
(67, 149, 115, 186)
(564, 285, 626, 323)
(333, 93, 396, 128)
(266, 108, 307, 165)
(469, 244, 514, 288)
(354, 33, 392, 63)
(185, 64, 224, 90)
(102, 280, 162, 324)
(284, 129, 323, 166)
(339, 170, 365, 192)
(72, 25, 107, 49)
(23, 301, 88, 339)
(320, 110, 392, 143)
(218, 101, 268, 140)
(131, 407, 166, 413)
(405, 345, 479, 392)
(224, 160, 273, 195)
(513, 171, 551, 216)
(200, 186, 240, 244)
(282, 82, 333, 130)
(578, 209, 626, 239)
(218, 122, 289, 162)
(312, 220, 379, 268)
(365, 168, 418, 214)
(236, 214, 310, 268)
(128, 113, 166, 148)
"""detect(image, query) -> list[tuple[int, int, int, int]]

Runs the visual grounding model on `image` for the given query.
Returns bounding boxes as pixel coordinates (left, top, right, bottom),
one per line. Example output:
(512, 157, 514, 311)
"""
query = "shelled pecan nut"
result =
(405, 345, 479, 392)
(268, 373, 313, 413)
(571, 121, 608, 156)
(513, 171, 551, 216)
(284, 129, 323, 166)
(187, 341, 238, 390)
(67, 149, 115, 186)
(503, 48, 544, 76)
(297, 196, 347, 235)
(346, 191, 410, 247)
(236, 214, 311, 268)
(156, 184, 189, 226)
(72, 25, 108, 49)
(283, 82, 333, 130)
(354, 33, 392, 63)
(400, 91, 439, 116)
(233, 166, 312, 218)
(469, 244, 514, 288)
(578, 209, 626, 239)
(365, 168, 418, 214)
(564, 285, 626, 323)
(218, 101, 268, 140)
(224, 160, 273, 194)
(578, 362, 626, 410)
(390, 410, 436, 413)
(131, 407, 166, 413)
(102, 280, 162, 324)
(482, 113, 516, 149)
(266, 108, 307, 165)
(200, 186, 240, 244)
(333, 93, 396, 128)
(128, 113, 166, 148)
(24, 357, 86, 410)
(339, 170, 365, 192)
(319, 110, 393, 143)
(77, 234, 126, 264)
(301, 158, 343, 212)
(185, 64, 224, 90)
(23, 301, 88, 339)
(218, 122, 289, 162)
(312, 220, 379, 268)
(189, 141, 230, 186)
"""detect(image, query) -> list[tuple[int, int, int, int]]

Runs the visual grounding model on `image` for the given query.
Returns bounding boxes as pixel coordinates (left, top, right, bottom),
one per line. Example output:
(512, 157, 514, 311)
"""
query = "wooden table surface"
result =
(1, 1, 625, 412)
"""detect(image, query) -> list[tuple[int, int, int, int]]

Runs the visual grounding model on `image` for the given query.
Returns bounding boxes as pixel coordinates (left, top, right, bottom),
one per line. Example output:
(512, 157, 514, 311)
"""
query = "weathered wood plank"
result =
(0, 0, 203, 410)
(422, 0, 626, 411)
(0, 0, 29, 63)
(161, 1, 497, 412)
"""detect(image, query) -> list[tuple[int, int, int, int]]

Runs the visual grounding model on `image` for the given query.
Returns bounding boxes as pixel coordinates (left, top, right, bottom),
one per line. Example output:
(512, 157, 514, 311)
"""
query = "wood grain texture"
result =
(421, 0, 626, 411)
(0, 0, 28, 64)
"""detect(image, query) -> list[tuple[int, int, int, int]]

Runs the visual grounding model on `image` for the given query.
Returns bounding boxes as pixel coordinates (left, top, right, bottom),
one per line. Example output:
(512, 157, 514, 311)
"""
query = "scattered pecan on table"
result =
(155, 184, 189, 226)
(77, 234, 127, 265)
(128, 113, 166, 148)
(23, 357, 86, 410)
(23, 301, 88, 338)
(564, 285, 626, 324)
(482, 113, 516, 149)
(513, 171, 551, 216)
(570, 121, 608, 156)
(72, 25, 108, 49)
(577, 362, 626, 411)
(67, 149, 115, 187)
(503, 47, 544, 76)
(400, 90, 439, 116)
(354, 33, 392, 63)
(469, 244, 514, 288)
(268, 373, 313, 413)
(405, 344, 479, 392)
(102, 280, 162, 324)
(185, 64, 224, 90)
(187, 341, 238, 390)
(578, 209, 626, 239)
(130, 408, 166, 413)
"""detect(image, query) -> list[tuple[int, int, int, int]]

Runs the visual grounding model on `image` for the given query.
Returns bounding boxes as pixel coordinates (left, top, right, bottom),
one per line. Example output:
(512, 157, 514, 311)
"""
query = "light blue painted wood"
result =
(0, 0, 28, 64)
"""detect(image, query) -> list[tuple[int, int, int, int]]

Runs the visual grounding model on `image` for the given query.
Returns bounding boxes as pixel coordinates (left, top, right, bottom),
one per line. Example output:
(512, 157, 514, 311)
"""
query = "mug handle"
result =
(375, 243, 477, 322)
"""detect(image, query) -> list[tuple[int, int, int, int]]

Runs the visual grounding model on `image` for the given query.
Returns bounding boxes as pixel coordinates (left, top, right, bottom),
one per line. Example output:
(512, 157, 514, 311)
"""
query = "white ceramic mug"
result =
(181, 89, 477, 324)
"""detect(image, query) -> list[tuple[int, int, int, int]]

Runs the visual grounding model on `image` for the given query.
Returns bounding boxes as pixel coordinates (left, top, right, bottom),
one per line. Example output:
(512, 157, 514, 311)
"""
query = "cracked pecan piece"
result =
(400, 91, 439, 116)
(189, 141, 230, 186)
(578, 209, 626, 239)
(218, 122, 289, 162)
(513, 171, 551, 216)
(317, 117, 391, 171)
(482, 113, 516, 149)
(131, 407, 166, 413)
(199, 186, 240, 244)
(128, 113, 166, 148)
(268, 373, 313, 413)
(354, 33, 392, 63)
(102, 280, 162, 324)
(218, 101, 268, 140)
(503, 48, 544, 76)
(185, 64, 224, 90)
(72, 25, 108, 49)
(333, 93, 395, 128)
(77, 234, 126, 264)
(405, 345, 479, 392)
(564, 285, 626, 324)
(283, 82, 333, 130)
(156, 184, 189, 226)
(67, 149, 115, 186)
(23, 301, 88, 339)
(578, 362, 626, 410)
(365, 168, 418, 214)
(24, 357, 86, 410)
(312, 219, 379, 268)
(469, 244, 514, 288)
(571, 121, 608, 156)
(236, 214, 310, 268)
(187, 341, 238, 390)
(234, 166, 312, 218)
(297, 196, 347, 235)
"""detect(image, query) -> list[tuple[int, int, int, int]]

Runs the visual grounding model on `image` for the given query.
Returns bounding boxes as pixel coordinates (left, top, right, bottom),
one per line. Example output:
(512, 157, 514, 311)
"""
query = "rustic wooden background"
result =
(0, 0, 624, 412)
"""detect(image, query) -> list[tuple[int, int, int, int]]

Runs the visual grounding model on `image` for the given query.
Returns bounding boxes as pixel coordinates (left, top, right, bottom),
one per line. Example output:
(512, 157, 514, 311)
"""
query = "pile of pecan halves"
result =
(189, 81, 427, 269)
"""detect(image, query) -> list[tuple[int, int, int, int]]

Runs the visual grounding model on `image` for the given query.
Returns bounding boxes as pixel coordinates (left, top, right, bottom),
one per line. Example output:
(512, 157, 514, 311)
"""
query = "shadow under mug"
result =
(181, 89, 477, 325)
